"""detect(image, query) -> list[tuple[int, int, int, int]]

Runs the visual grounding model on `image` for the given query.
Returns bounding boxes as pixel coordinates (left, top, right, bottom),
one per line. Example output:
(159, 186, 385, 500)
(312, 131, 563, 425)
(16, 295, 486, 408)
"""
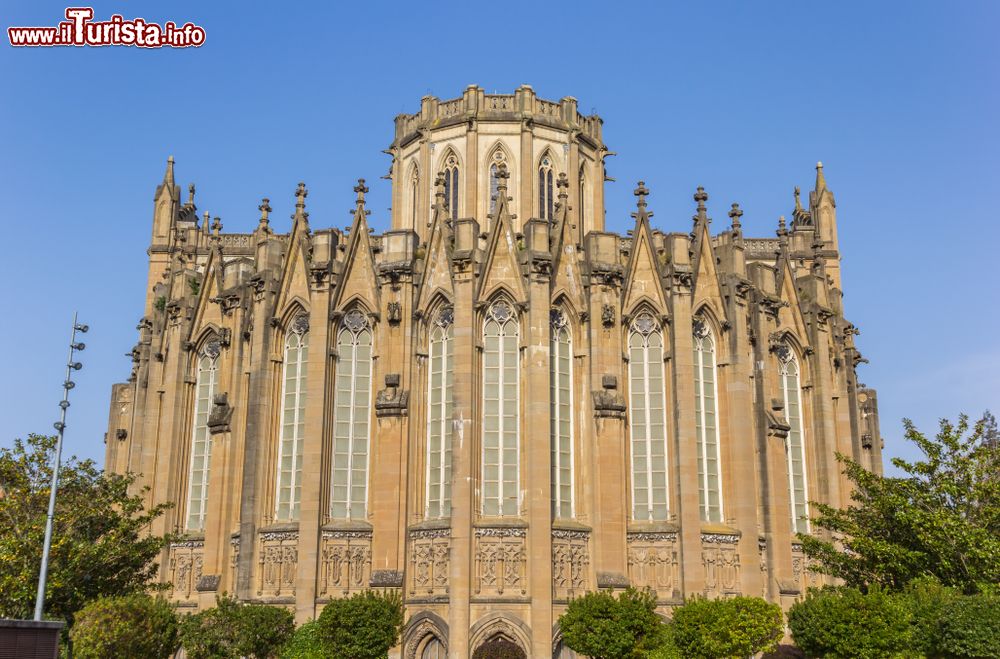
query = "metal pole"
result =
(34, 312, 86, 621)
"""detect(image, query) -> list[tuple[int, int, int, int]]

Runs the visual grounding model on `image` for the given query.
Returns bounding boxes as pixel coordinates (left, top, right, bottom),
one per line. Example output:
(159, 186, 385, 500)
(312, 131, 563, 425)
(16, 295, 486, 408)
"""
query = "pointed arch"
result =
(437, 147, 462, 221)
(330, 306, 374, 520)
(550, 304, 575, 519)
(425, 300, 454, 519)
(536, 148, 559, 221)
(577, 163, 588, 232)
(184, 338, 221, 532)
(469, 613, 531, 659)
(481, 295, 521, 517)
(405, 612, 449, 659)
(692, 311, 724, 523)
(485, 141, 515, 220)
(273, 306, 310, 521)
(627, 308, 670, 521)
(777, 338, 810, 534)
(407, 160, 421, 231)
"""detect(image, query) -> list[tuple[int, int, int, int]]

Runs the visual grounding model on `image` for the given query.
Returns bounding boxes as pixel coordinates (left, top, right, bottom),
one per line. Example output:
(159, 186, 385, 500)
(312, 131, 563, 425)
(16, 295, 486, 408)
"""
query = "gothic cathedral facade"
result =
(105, 85, 883, 658)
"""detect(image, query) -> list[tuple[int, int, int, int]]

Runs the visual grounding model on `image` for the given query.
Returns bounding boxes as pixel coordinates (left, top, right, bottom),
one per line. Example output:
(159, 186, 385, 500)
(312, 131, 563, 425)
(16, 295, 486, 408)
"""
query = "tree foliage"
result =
(801, 414, 1000, 594)
(0, 434, 171, 626)
(670, 596, 783, 659)
(558, 587, 663, 659)
(70, 593, 179, 659)
(179, 595, 295, 659)
(788, 586, 913, 659)
(279, 620, 327, 659)
(933, 592, 1000, 659)
(315, 590, 403, 659)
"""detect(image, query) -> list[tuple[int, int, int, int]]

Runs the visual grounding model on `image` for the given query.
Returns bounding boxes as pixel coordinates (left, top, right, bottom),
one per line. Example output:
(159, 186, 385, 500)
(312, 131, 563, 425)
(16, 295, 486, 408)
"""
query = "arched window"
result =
(693, 318, 724, 523)
(482, 299, 519, 517)
(538, 154, 555, 221)
(628, 312, 668, 521)
(275, 315, 308, 521)
(550, 309, 573, 518)
(186, 344, 219, 531)
(442, 154, 459, 221)
(410, 166, 419, 230)
(331, 310, 373, 519)
(578, 166, 586, 229)
(426, 306, 454, 519)
(488, 150, 508, 218)
(421, 637, 446, 659)
(779, 344, 809, 533)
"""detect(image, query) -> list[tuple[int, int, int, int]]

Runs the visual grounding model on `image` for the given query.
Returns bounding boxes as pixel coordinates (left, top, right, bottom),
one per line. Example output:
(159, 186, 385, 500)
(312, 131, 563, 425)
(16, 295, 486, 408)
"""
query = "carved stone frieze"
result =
(168, 540, 204, 602)
(257, 531, 297, 597)
(552, 530, 589, 600)
(702, 536, 741, 597)
(319, 529, 372, 597)
(408, 528, 450, 597)
(474, 527, 526, 597)
(627, 532, 679, 600)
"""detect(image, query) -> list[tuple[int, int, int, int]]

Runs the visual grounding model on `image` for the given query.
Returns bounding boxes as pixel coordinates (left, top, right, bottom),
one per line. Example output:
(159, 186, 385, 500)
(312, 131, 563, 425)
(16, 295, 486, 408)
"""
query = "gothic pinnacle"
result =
(777, 215, 788, 236)
(202, 211, 210, 234)
(815, 161, 827, 192)
(258, 197, 272, 231)
(292, 182, 308, 221)
(693, 186, 709, 225)
(211, 216, 222, 237)
(434, 172, 446, 208)
(163, 156, 175, 186)
(353, 179, 371, 217)
(728, 203, 743, 231)
(794, 186, 802, 212)
(557, 172, 569, 200)
(187, 183, 196, 206)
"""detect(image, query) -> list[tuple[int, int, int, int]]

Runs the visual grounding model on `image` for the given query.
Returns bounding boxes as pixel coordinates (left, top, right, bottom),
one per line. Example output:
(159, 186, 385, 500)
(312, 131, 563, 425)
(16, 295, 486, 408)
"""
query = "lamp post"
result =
(33, 313, 88, 621)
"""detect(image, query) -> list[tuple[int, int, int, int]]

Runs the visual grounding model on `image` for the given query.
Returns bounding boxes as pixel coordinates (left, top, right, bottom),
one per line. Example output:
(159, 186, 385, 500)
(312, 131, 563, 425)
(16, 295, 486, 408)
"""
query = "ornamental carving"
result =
(320, 530, 372, 597)
(169, 540, 204, 603)
(632, 312, 657, 335)
(601, 304, 616, 327)
(550, 308, 568, 330)
(290, 313, 309, 335)
(552, 530, 589, 600)
(202, 340, 221, 359)
(387, 302, 402, 324)
(791, 542, 820, 593)
(258, 531, 297, 597)
(488, 300, 512, 323)
(702, 537, 741, 597)
(435, 306, 454, 328)
(343, 309, 368, 333)
(408, 528, 450, 597)
(475, 528, 527, 597)
(627, 532, 679, 600)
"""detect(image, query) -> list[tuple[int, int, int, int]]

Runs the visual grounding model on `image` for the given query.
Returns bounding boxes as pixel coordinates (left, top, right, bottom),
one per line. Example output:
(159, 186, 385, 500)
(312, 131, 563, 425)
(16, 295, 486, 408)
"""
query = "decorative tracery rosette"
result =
(290, 313, 310, 335)
(343, 309, 368, 332)
(631, 312, 657, 335)
(488, 300, 512, 323)
(774, 342, 792, 363)
(435, 306, 454, 328)
(692, 318, 710, 339)
(550, 308, 568, 330)
(203, 340, 221, 359)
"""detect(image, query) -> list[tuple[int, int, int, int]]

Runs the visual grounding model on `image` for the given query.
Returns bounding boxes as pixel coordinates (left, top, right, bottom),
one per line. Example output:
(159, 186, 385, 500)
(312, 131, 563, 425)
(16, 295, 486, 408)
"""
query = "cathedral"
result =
(105, 84, 883, 658)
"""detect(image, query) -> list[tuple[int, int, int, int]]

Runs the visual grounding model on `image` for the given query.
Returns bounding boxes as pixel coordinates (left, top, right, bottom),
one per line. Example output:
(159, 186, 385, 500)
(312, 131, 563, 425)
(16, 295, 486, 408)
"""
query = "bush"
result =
(316, 590, 404, 659)
(903, 577, 960, 657)
(788, 586, 912, 659)
(280, 620, 327, 659)
(70, 593, 178, 659)
(670, 596, 783, 659)
(936, 593, 1000, 659)
(558, 587, 663, 659)
(179, 595, 295, 659)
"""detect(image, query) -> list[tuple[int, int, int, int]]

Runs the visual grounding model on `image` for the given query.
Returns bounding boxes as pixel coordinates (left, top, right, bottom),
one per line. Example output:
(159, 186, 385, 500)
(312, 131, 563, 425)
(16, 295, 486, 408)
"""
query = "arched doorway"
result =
(420, 636, 446, 659)
(472, 635, 527, 659)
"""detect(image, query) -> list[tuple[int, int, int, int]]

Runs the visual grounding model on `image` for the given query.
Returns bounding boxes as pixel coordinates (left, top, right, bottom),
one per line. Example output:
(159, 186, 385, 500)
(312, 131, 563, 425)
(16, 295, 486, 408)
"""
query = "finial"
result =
(815, 161, 827, 192)
(630, 181, 653, 222)
(728, 203, 743, 231)
(202, 211, 210, 234)
(495, 162, 510, 192)
(291, 182, 309, 222)
(211, 216, 222, 237)
(692, 186, 709, 225)
(557, 172, 569, 199)
(777, 215, 787, 235)
(354, 178, 368, 206)
(187, 183, 196, 206)
(434, 171, 446, 206)
(258, 197, 272, 230)
(794, 186, 802, 211)
(164, 156, 175, 186)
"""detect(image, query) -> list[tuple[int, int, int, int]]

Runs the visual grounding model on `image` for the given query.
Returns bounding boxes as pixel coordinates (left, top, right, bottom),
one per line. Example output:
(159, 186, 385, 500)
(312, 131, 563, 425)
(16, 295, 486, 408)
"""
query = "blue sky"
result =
(1, 1, 997, 472)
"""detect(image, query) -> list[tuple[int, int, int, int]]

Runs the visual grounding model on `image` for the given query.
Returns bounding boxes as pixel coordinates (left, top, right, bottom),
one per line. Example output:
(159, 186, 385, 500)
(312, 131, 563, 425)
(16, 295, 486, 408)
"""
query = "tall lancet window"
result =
(779, 345, 809, 533)
(426, 306, 454, 519)
(488, 150, 507, 218)
(410, 167, 419, 230)
(443, 154, 459, 221)
(538, 155, 555, 221)
(186, 343, 219, 531)
(578, 166, 586, 229)
(693, 318, 724, 523)
(482, 299, 519, 517)
(628, 312, 669, 521)
(275, 315, 309, 521)
(331, 310, 373, 519)
(550, 309, 574, 518)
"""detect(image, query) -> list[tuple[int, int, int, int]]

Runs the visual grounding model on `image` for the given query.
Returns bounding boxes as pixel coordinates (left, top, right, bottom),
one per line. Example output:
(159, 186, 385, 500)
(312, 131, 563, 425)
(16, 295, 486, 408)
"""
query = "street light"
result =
(33, 313, 87, 621)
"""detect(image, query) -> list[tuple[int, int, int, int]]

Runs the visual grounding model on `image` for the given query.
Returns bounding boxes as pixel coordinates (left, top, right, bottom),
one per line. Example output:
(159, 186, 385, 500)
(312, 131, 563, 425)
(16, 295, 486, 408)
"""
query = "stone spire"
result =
(163, 156, 175, 187)
(631, 181, 653, 224)
(187, 183, 196, 206)
(490, 163, 512, 222)
(814, 161, 827, 193)
(202, 211, 210, 235)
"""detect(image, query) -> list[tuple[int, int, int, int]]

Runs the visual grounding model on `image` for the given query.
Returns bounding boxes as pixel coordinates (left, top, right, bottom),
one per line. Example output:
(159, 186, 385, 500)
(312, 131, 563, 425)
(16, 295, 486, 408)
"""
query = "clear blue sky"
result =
(1, 1, 997, 473)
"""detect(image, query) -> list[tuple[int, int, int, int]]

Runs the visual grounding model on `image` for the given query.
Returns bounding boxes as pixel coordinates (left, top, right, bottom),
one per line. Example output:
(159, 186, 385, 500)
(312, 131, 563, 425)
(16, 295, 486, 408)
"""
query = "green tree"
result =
(670, 596, 783, 659)
(558, 587, 663, 659)
(280, 620, 327, 659)
(179, 594, 295, 659)
(316, 590, 404, 659)
(801, 414, 1000, 594)
(788, 586, 912, 659)
(935, 593, 1000, 659)
(0, 434, 171, 627)
(70, 593, 179, 659)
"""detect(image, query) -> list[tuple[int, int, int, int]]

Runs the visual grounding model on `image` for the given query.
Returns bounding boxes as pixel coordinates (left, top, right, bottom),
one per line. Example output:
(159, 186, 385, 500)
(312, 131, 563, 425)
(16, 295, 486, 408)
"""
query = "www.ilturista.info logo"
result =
(8, 7, 205, 48)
